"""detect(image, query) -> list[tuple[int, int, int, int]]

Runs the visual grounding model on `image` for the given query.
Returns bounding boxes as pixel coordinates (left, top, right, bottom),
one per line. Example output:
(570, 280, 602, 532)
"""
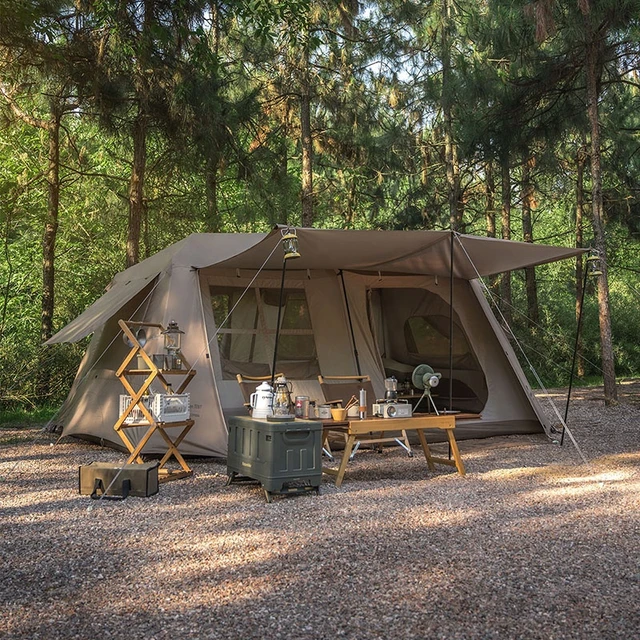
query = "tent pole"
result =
(271, 259, 288, 388)
(339, 270, 362, 376)
(562, 255, 589, 445)
(449, 231, 454, 413)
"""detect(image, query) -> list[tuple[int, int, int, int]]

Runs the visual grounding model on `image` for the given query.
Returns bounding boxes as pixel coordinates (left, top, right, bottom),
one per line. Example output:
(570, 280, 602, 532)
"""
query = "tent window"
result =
(210, 286, 318, 379)
(372, 287, 488, 412)
(405, 315, 472, 361)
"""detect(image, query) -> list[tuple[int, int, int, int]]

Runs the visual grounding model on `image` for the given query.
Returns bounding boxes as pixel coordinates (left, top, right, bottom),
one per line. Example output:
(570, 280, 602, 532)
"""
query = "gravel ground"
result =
(1, 383, 639, 640)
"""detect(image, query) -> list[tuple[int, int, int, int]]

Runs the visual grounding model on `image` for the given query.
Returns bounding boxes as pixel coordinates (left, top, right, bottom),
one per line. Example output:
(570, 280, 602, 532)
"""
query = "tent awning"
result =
(47, 228, 586, 345)
(45, 276, 157, 345)
(210, 228, 586, 279)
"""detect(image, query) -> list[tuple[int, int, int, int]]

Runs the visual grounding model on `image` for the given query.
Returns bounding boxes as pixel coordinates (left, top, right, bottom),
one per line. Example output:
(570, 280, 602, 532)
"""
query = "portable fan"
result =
(411, 364, 442, 414)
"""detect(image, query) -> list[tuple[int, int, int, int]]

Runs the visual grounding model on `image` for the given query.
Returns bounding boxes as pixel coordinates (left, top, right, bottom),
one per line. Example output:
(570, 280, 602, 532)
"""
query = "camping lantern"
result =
(282, 229, 300, 261)
(587, 252, 603, 276)
(162, 320, 184, 369)
(162, 320, 184, 353)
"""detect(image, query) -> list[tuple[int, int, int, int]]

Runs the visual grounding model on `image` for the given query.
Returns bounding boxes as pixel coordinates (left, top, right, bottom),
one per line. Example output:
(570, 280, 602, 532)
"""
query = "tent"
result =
(47, 227, 584, 457)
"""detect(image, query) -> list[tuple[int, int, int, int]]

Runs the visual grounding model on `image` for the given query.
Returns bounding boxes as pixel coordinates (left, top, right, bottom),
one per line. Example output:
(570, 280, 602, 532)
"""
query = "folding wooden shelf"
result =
(113, 320, 196, 483)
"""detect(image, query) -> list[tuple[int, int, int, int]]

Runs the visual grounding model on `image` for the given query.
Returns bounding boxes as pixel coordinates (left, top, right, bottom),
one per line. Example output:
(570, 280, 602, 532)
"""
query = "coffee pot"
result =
(384, 376, 398, 401)
(250, 381, 274, 419)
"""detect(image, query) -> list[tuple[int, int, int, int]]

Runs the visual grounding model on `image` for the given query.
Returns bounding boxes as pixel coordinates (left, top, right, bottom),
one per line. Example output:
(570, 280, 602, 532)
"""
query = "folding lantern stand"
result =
(114, 320, 196, 482)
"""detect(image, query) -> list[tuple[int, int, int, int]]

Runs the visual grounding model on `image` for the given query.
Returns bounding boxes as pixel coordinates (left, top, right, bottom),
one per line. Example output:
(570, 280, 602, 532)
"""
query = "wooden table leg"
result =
(446, 429, 466, 476)
(415, 428, 436, 471)
(334, 434, 357, 488)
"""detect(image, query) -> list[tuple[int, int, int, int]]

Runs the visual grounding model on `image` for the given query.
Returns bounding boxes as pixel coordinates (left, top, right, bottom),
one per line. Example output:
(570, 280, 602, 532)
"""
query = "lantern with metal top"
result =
(162, 320, 184, 370)
(281, 229, 300, 261)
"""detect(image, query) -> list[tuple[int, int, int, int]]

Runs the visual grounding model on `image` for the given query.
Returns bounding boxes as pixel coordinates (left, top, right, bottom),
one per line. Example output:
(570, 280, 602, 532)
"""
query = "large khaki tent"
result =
(47, 228, 584, 457)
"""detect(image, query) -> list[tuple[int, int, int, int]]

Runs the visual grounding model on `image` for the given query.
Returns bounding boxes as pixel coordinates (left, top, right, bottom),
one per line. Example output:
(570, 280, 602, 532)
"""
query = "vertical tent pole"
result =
(561, 254, 590, 446)
(271, 258, 288, 388)
(339, 269, 362, 376)
(448, 231, 455, 460)
(449, 231, 455, 413)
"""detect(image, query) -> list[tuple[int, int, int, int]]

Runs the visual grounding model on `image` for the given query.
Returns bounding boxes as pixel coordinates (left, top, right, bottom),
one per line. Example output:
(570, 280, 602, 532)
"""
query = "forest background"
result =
(2, 0, 640, 413)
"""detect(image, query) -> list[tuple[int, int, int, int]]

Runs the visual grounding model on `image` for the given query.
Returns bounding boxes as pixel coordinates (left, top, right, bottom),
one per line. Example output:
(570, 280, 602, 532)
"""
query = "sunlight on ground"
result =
(557, 470, 634, 484)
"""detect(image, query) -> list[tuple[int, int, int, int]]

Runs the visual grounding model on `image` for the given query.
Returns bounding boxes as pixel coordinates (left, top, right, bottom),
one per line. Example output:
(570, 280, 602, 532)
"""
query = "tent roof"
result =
(208, 227, 585, 278)
(46, 228, 585, 344)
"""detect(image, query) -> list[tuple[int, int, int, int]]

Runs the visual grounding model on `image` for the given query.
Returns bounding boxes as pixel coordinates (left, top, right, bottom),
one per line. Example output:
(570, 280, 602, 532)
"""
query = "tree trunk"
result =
(127, 106, 146, 267)
(205, 155, 220, 232)
(38, 101, 63, 399)
(584, 18, 617, 404)
(485, 160, 496, 238)
(575, 144, 587, 378)
(41, 105, 61, 344)
(300, 37, 314, 228)
(500, 153, 512, 326)
(209, 1, 220, 55)
(441, 0, 462, 231)
(521, 155, 539, 327)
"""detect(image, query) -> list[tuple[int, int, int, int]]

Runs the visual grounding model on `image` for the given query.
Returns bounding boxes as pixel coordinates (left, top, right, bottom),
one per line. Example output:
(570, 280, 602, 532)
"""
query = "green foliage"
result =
(1, 0, 640, 410)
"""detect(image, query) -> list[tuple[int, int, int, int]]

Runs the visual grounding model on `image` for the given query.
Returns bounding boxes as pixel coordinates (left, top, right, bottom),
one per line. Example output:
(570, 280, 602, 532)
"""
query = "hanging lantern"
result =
(282, 229, 300, 261)
(587, 252, 602, 277)
(162, 320, 184, 353)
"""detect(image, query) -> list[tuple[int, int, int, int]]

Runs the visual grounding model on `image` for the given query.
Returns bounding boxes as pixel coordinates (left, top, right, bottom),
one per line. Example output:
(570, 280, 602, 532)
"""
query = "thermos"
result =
(359, 388, 367, 420)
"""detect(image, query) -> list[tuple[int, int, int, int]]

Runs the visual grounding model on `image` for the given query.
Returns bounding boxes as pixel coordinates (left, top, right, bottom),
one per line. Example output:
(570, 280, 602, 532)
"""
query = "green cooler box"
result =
(226, 416, 322, 502)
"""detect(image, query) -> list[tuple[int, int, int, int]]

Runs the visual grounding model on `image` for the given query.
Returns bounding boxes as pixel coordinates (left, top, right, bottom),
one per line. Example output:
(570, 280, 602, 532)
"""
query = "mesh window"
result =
(210, 286, 318, 379)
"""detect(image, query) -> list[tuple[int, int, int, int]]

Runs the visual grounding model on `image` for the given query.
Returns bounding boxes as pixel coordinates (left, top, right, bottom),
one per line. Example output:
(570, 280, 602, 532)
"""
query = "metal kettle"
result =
(250, 381, 274, 418)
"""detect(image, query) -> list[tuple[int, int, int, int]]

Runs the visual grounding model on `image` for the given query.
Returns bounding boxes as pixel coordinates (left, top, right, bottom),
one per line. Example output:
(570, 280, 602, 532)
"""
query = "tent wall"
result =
(54, 230, 574, 456)
(57, 266, 228, 457)
(345, 273, 545, 437)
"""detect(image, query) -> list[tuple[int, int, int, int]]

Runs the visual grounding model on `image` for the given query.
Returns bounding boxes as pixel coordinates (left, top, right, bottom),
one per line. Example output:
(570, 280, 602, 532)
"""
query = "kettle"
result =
(250, 381, 274, 419)
(384, 376, 398, 401)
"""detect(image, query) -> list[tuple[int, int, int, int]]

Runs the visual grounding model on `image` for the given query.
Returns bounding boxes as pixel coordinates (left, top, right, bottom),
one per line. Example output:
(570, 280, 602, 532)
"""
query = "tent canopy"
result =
(47, 227, 584, 345)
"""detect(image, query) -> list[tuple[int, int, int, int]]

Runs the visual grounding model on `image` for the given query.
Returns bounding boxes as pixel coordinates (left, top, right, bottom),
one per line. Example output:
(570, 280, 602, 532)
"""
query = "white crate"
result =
(152, 393, 190, 422)
(119, 394, 190, 424)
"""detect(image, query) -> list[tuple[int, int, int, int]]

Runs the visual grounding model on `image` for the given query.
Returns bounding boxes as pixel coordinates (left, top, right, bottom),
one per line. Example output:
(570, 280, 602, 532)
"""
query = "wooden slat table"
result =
(321, 414, 465, 487)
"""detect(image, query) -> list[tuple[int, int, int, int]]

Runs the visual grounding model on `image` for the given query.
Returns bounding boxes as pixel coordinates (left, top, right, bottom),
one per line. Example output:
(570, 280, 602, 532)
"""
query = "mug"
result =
(318, 404, 332, 419)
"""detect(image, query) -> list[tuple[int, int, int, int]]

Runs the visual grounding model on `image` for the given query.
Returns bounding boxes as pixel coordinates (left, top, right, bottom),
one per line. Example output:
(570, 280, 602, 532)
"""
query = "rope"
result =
(454, 233, 590, 465)
(173, 238, 282, 389)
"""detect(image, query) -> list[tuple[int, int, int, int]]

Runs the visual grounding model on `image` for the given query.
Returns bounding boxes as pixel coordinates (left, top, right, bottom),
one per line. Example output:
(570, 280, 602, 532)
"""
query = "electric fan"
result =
(411, 364, 442, 414)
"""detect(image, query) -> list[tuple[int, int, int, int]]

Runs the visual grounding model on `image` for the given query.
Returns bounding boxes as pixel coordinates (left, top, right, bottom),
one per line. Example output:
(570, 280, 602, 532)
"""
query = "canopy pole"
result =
(271, 258, 288, 388)
(339, 270, 361, 376)
(561, 254, 590, 445)
(448, 231, 454, 412)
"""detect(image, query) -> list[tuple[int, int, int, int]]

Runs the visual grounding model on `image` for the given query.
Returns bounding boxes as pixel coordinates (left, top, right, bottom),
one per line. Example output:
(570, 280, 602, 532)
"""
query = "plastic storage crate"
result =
(226, 415, 322, 502)
(119, 393, 190, 424)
